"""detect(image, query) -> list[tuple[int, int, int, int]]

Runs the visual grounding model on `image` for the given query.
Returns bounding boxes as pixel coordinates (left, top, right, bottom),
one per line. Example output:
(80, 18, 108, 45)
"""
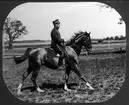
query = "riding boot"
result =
(58, 55, 65, 70)
(58, 56, 63, 67)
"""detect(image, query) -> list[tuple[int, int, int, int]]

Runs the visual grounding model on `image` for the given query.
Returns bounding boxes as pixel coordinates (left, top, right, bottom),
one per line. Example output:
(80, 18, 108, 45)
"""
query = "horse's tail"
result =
(13, 48, 32, 64)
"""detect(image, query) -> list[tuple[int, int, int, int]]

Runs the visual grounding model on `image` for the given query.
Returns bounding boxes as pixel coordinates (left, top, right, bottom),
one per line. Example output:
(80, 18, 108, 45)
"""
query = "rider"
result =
(50, 19, 66, 69)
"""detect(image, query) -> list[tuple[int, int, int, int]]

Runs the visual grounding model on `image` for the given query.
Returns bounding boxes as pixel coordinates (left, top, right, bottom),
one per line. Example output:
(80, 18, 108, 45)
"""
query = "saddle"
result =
(45, 48, 66, 70)
(45, 47, 58, 57)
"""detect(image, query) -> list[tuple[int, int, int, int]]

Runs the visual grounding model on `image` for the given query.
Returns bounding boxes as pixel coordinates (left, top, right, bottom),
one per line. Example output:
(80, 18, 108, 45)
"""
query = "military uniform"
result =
(50, 19, 65, 67)
(51, 28, 65, 54)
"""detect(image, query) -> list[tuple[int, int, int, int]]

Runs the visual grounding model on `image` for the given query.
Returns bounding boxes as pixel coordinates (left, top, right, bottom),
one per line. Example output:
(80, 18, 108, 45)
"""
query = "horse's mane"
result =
(66, 31, 85, 46)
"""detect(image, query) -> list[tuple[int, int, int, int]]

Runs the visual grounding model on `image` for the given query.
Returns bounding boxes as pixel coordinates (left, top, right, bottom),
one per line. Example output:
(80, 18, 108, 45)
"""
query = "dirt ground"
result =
(2, 53, 126, 103)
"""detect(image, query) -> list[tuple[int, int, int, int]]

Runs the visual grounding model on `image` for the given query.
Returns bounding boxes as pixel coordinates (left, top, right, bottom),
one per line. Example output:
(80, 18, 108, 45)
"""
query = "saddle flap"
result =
(46, 48, 57, 57)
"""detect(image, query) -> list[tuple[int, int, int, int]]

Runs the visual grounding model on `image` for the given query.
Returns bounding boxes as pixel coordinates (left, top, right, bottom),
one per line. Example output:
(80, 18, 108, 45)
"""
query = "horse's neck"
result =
(70, 43, 82, 56)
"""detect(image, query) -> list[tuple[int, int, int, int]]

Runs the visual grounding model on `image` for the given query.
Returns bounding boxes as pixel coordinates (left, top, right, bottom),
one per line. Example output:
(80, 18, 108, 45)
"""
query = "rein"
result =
(75, 34, 85, 43)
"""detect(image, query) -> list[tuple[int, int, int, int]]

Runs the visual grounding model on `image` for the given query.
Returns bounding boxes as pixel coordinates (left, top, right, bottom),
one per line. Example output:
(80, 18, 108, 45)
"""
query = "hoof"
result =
(17, 84, 23, 95)
(37, 87, 44, 93)
(65, 88, 72, 92)
(17, 91, 24, 95)
(64, 83, 74, 92)
(89, 86, 95, 90)
(86, 82, 95, 90)
(64, 88, 76, 92)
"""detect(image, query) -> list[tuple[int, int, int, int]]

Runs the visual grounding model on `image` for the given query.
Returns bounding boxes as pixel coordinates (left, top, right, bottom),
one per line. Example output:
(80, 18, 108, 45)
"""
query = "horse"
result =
(13, 31, 94, 95)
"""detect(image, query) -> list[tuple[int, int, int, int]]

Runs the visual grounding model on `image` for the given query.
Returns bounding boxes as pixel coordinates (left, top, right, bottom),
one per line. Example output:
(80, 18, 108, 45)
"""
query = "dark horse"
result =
(13, 31, 94, 95)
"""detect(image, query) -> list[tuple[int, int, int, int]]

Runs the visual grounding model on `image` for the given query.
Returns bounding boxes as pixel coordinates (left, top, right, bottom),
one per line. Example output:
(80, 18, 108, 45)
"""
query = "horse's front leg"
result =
(80, 75, 94, 90)
(74, 64, 94, 90)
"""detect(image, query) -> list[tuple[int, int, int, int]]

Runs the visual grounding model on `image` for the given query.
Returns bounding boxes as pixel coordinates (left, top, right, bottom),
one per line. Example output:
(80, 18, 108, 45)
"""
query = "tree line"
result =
(103, 35, 126, 40)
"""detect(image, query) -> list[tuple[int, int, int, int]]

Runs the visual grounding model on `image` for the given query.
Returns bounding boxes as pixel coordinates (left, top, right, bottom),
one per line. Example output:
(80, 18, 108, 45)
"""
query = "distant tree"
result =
(114, 36, 119, 40)
(98, 39, 103, 43)
(119, 35, 126, 40)
(110, 36, 114, 40)
(98, 3, 124, 25)
(103, 36, 114, 40)
(98, 3, 113, 12)
(105, 37, 110, 40)
(3, 17, 28, 49)
(123, 36, 126, 40)
(118, 18, 124, 25)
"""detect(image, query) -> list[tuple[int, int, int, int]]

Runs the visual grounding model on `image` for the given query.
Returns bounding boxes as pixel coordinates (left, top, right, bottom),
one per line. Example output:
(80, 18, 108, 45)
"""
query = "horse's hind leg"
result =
(64, 66, 72, 91)
(31, 67, 44, 93)
(17, 66, 32, 95)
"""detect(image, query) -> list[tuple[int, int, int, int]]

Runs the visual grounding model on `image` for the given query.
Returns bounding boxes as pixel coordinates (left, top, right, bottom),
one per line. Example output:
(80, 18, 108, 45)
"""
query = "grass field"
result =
(2, 52, 126, 103)
(2, 40, 126, 103)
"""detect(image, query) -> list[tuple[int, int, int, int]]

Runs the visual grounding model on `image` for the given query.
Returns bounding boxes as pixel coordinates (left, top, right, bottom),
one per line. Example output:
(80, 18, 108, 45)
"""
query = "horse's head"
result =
(83, 31, 92, 53)
(65, 31, 92, 55)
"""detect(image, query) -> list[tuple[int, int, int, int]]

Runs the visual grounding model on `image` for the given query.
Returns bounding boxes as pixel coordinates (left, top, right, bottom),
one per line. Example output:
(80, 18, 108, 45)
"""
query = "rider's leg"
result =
(51, 44, 65, 67)
(56, 45, 65, 67)
(58, 52, 64, 66)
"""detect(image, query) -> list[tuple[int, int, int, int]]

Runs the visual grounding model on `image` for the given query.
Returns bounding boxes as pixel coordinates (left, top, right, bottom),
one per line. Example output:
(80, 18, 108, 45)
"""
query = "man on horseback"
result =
(14, 29, 95, 95)
(50, 19, 66, 69)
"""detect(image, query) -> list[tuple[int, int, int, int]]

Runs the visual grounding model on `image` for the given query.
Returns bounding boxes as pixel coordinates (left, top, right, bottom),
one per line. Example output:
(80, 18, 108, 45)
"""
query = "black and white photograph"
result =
(2, 2, 126, 103)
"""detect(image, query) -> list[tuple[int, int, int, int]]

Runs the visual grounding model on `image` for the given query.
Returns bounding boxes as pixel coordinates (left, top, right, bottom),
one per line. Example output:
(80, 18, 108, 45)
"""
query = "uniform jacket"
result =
(51, 28, 64, 45)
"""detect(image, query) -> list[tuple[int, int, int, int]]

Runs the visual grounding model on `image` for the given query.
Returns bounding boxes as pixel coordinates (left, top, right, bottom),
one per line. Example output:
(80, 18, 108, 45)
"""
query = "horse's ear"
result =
(85, 31, 87, 35)
(89, 32, 91, 34)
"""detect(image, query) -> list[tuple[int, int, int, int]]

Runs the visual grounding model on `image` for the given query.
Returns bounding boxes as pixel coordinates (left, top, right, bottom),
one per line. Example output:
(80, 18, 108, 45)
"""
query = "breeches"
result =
(51, 43, 65, 57)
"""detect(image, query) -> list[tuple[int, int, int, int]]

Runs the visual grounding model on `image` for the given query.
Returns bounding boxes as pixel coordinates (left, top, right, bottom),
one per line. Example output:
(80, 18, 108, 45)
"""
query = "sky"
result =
(7, 2, 125, 41)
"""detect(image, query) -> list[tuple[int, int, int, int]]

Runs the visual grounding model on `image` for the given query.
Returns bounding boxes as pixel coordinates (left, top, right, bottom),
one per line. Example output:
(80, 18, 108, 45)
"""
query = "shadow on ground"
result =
(21, 83, 79, 92)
